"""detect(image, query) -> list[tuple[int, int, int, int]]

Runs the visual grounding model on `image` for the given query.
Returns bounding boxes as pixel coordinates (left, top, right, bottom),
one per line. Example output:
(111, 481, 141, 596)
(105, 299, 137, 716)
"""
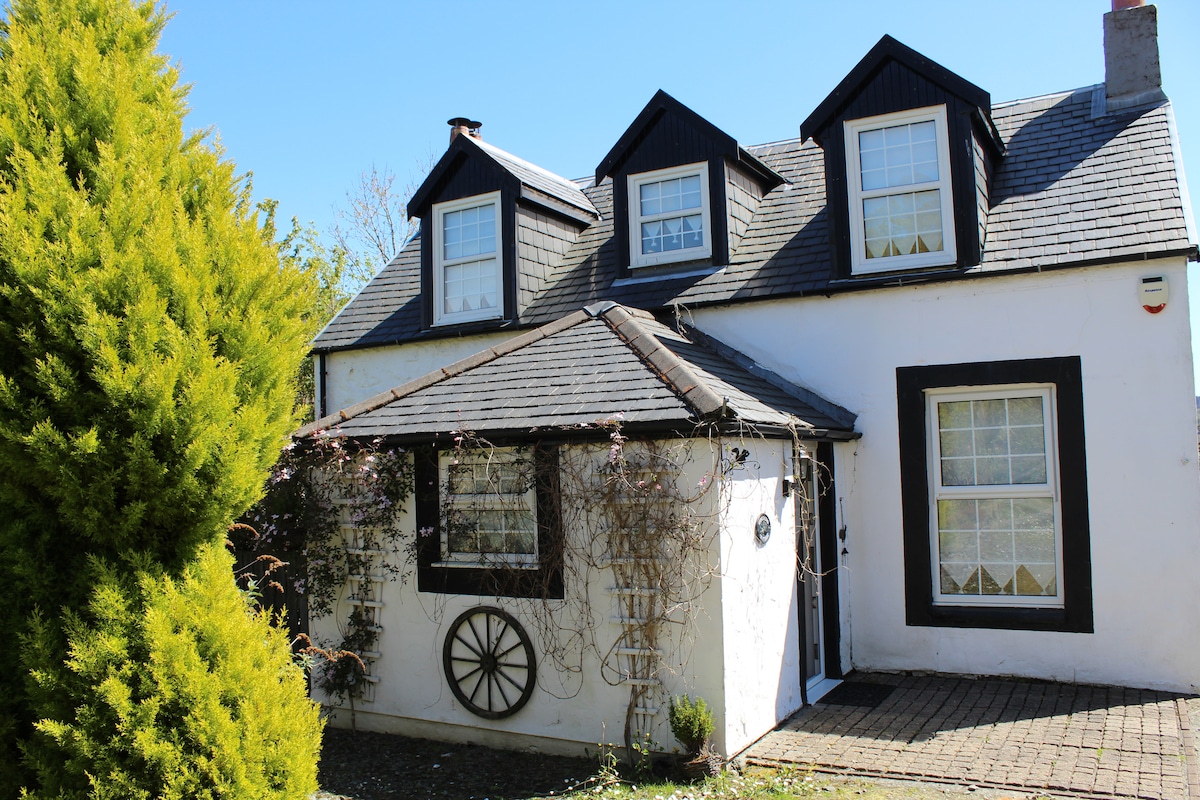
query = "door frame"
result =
(796, 441, 843, 702)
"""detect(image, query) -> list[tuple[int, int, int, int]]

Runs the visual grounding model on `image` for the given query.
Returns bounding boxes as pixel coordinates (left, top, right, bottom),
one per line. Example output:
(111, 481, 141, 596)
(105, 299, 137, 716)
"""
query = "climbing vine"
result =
(236, 431, 413, 712)
(241, 417, 826, 756)
(437, 422, 724, 757)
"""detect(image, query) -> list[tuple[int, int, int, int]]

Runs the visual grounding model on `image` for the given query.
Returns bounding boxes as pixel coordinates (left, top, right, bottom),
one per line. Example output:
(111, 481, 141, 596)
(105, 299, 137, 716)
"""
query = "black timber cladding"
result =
(800, 36, 998, 276)
(610, 104, 731, 271)
(596, 90, 784, 275)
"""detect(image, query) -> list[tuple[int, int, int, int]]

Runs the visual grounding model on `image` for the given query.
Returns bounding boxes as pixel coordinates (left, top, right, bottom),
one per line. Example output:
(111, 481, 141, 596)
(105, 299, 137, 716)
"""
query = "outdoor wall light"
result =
(754, 513, 772, 545)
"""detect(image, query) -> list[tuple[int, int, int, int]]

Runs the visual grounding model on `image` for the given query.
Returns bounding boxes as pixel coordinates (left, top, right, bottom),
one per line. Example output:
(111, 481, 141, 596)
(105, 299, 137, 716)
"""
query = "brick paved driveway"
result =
(743, 673, 1200, 800)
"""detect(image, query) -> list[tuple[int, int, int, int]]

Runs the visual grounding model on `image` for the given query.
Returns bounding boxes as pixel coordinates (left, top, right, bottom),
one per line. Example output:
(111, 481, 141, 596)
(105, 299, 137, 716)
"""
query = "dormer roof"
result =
(596, 89, 785, 190)
(800, 35, 995, 147)
(408, 133, 597, 222)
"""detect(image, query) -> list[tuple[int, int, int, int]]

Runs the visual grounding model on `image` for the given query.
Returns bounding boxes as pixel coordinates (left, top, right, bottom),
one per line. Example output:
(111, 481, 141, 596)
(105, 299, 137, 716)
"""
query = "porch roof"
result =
(296, 302, 856, 443)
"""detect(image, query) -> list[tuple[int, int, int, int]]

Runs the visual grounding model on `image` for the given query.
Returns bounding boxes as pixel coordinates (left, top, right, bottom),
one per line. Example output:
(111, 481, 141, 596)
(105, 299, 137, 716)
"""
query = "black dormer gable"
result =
(597, 90, 784, 274)
(801, 36, 1003, 278)
(409, 134, 595, 331)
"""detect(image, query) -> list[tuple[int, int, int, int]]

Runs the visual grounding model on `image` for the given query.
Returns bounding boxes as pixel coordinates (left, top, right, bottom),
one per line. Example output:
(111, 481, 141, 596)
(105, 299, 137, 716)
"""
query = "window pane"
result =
(937, 395, 1048, 488)
(443, 202, 496, 262)
(937, 497, 1058, 598)
(981, 563, 1015, 595)
(859, 128, 885, 151)
(861, 190, 943, 260)
(974, 426, 1008, 457)
(939, 429, 973, 459)
(1008, 397, 1045, 426)
(979, 529, 1014, 562)
(1011, 455, 1048, 484)
(938, 400, 972, 429)
(941, 458, 975, 486)
(859, 119, 939, 191)
(975, 456, 1011, 485)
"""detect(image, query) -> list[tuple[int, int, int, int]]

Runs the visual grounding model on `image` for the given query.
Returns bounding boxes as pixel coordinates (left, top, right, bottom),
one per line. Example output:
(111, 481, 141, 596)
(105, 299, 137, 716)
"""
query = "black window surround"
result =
(896, 357, 1093, 633)
(414, 443, 564, 599)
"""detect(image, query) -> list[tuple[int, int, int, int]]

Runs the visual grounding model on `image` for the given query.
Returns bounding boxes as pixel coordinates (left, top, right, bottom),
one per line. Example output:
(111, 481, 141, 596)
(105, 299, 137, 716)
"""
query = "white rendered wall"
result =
(319, 331, 516, 413)
(312, 439, 734, 756)
(694, 259, 1200, 693)
(714, 437, 805, 755)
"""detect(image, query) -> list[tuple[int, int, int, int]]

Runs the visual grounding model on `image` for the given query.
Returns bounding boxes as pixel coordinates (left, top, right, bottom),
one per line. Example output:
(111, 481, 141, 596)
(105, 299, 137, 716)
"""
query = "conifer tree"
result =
(0, 0, 320, 793)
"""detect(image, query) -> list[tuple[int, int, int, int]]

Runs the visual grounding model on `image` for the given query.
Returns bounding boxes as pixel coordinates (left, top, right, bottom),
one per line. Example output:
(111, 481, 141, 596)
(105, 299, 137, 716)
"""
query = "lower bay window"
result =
(415, 444, 563, 598)
(441, 452, 538, 568)
(897, 358, 1093, 632)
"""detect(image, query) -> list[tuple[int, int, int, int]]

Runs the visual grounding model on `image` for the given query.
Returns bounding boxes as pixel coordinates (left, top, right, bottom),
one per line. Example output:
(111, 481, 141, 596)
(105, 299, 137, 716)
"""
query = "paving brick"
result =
(742, 673, 1199, 800)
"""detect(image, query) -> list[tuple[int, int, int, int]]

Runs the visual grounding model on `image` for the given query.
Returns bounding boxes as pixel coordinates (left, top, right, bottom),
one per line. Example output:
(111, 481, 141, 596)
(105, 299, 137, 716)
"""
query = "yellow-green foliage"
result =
(0, 0, 319, 792)
(22, 544, 323, 800)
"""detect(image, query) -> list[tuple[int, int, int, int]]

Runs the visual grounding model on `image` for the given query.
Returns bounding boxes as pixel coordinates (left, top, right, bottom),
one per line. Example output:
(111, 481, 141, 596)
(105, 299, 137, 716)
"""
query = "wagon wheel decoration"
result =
(442, 606, 536, 719)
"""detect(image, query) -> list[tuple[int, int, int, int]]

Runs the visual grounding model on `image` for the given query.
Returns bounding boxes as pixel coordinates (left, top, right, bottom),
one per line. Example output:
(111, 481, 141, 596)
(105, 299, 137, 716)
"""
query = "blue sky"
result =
(158, 0, 1200, 391)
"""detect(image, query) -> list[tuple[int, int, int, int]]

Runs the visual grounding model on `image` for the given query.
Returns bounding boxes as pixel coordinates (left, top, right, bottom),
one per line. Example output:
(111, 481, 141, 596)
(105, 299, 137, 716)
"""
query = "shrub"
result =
(669, 694, 715, 756)
(0, 0, 317, 789)
(21, 543, 323, 800)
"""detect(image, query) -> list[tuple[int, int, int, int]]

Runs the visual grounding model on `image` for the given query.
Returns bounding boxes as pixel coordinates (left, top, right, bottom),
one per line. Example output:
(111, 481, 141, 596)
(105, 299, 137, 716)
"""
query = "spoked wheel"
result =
(442, 606, 536, 719)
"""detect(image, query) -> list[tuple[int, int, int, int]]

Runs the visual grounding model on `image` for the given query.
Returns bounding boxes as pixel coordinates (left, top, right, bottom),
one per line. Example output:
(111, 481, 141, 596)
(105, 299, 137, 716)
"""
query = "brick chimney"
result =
(1104, 1, 1166, 113)
(448, 117, 482, 144)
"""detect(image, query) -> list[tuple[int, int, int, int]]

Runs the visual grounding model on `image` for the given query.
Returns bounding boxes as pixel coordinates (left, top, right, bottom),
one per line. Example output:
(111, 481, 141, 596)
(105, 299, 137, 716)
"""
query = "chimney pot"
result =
(447, 117, 483, 144)
(1103, 3, 1165, 113)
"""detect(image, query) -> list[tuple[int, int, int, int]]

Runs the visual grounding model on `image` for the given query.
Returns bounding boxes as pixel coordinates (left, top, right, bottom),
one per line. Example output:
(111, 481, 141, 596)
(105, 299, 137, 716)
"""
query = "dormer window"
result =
(433, 192, 503, 326)
(628, 162, 713, 268)
(845, 106, 956, 275)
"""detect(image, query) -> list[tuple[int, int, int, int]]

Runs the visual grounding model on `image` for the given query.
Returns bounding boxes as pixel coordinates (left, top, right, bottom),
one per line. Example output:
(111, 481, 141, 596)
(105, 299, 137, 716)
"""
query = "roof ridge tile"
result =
(297, 310, 593, 437)
(595, 305, 726, 419)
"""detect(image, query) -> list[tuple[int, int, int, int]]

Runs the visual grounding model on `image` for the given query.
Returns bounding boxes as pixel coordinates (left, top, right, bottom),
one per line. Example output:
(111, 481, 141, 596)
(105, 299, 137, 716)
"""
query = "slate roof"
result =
(313, 87, 1196, 353)
(471, 138, 596, 217)
(297, 302, 857, 442)
(407, 134, 596, 220)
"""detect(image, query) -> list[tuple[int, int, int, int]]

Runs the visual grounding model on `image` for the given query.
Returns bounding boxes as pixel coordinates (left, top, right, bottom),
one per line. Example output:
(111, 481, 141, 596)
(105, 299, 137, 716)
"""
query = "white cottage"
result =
(301, 5, 1200, 759)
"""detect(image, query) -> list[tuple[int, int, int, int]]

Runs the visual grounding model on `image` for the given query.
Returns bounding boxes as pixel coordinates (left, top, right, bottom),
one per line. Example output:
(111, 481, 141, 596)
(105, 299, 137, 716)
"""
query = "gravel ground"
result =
(314, 728, 603, 800)
(312, 729, 1059, 800)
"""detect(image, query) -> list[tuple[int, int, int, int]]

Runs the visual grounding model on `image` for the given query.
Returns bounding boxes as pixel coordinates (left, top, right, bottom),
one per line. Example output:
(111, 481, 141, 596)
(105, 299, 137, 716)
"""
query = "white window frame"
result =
(845, 105, 956, 275)
(432, 191, 503, 326)
(438, 449, 538, 569)
(925, 384, 1065, 609)
(628, 162, 713, 268)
